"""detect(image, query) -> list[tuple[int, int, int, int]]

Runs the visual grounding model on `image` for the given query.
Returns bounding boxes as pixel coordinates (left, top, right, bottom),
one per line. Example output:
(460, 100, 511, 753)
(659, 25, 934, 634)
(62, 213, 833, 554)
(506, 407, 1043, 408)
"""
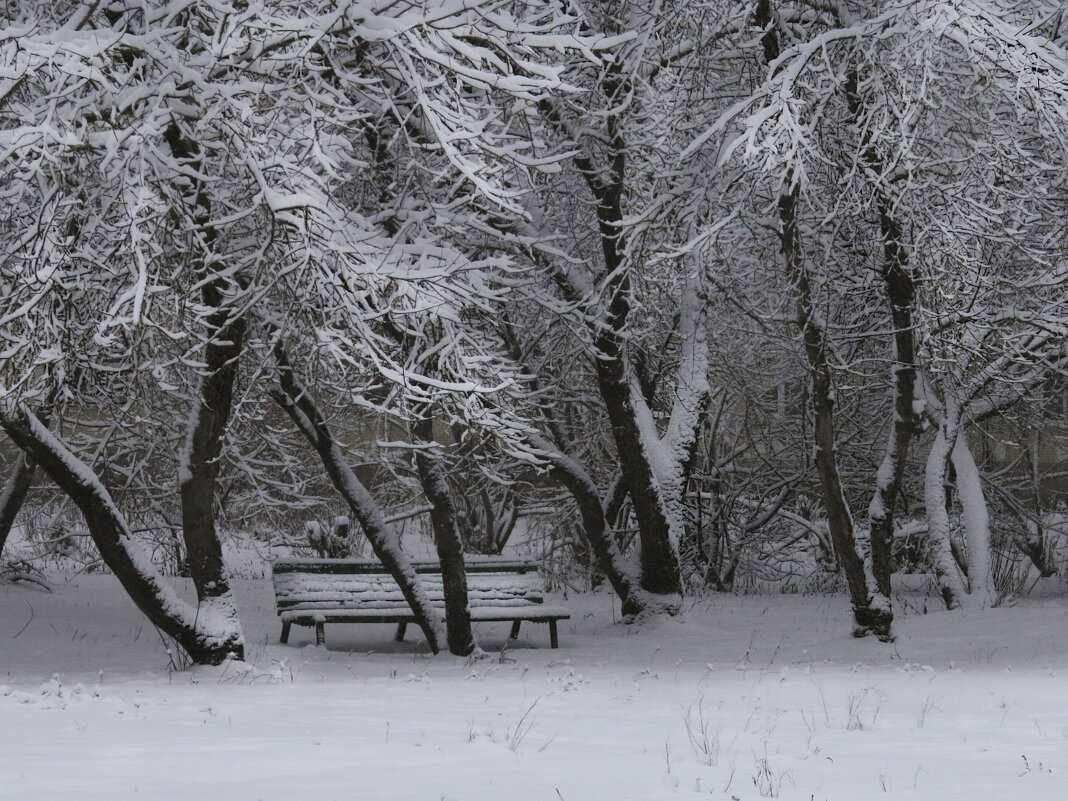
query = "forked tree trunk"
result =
(0, 452, 35, 560)
(951, 433, 993, 606)
(923, 396, 994, 610)
(758, 0, 892, 639)
(165, 119, 245, 647)
(583, 202, 683, 598)
(268, 341, 444, 654)
(844, 68, 920, 598)
(594, 341, 684, 597)
(500, 322, 653, 619)
(539, 66, 684, 599)
(2, 409, 240, 664)
(866, 210, 919, 596)
(923, 408, 968, 610)
(412, 413, 475, 656)
(778, 184, 893, 639)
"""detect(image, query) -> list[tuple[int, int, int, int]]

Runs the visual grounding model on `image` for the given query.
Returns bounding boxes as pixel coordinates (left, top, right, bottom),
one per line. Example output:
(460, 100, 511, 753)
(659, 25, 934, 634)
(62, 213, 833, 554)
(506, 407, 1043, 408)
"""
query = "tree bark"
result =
(2, 409, 239, 664)
(268, 340, 443, 654)
(413, 413, 475, 656)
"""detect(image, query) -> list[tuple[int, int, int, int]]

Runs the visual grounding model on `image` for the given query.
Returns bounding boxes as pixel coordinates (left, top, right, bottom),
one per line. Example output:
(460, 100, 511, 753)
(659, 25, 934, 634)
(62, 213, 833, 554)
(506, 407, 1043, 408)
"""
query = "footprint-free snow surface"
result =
(2, 575, 1066, 800)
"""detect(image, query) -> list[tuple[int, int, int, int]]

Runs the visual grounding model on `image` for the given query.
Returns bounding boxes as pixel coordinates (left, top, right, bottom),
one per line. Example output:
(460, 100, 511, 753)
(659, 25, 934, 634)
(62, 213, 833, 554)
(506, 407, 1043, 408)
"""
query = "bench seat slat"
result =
(278, 597, 554, 612)
(275, 587, 545, 602)
(274, 576, 544, 595)
(272, 558, 538, 575)
(274, 584, 546, 597)
(273, 573, 545, 588)
(280, 605, 571, 624)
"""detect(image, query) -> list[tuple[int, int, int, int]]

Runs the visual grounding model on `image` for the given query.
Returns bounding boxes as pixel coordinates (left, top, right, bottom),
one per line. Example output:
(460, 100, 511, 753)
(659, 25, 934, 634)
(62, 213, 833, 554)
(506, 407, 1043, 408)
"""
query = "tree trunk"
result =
(178, 310, 246, 642)
(165, 118, 245, 649)
(528, 433, 650, 617)
(268, 340, 443, 654)
(586, 201, 683, 597)
(593, 345, 683, 596)
(0, 452, 35, 560)
(758, 0, 891, 638)
(950, 432, 993, 606)
(866, 211, 918, 596)
(413, 413, 475, 656)
(501, 318, 660, 617)
(923, 410, 967, 610)
(540, 62, 684, 599)
(779, 184, 893, 639)
(844, 66, 920, 598)
(2, 409, 239, 664)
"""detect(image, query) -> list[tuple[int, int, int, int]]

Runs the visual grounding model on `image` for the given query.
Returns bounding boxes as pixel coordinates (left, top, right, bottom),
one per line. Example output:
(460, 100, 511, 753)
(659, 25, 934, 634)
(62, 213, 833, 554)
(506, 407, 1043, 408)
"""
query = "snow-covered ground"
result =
(2, 574, 1066, 800)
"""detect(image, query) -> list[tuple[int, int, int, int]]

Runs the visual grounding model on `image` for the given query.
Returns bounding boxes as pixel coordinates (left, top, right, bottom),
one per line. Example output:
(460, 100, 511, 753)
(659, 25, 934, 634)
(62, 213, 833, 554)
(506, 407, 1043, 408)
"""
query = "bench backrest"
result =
(271, 558, 546, 613)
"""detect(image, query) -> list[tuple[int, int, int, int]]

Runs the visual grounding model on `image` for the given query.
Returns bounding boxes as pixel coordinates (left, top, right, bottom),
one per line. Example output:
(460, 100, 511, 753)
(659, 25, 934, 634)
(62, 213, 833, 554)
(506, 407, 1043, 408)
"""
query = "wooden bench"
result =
(270, 557, 570, 648)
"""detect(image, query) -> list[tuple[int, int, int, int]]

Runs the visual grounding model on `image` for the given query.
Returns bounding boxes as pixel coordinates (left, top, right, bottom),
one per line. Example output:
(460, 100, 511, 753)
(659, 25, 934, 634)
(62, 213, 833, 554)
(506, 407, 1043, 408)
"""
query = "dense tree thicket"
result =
(2, 0, 1066, 661)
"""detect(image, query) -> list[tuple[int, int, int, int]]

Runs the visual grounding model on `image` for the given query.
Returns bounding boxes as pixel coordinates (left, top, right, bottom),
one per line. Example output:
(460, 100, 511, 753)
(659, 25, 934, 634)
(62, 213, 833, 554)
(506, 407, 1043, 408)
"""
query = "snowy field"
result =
(2, 575, 1067, 801)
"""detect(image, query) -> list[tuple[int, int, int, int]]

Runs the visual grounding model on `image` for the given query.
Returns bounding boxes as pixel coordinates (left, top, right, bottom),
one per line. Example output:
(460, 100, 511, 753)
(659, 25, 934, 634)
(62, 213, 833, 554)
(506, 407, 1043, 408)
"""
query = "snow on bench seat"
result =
(270, 558, 570, 648)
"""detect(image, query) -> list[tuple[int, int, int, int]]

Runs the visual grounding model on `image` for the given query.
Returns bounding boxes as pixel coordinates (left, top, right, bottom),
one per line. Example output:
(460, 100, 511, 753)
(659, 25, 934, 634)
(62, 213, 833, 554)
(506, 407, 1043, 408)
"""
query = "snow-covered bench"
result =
(270, 557, 570, 648)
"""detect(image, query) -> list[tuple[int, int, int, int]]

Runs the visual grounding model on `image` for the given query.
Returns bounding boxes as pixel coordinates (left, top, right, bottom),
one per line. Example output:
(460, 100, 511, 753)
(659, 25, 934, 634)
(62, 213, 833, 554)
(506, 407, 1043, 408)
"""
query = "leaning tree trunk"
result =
(268, 340, 444, 654)
(2, 409, 240, 664)
(412, 413, 475, 656)
(528, 433, 650, 618)
(0, 394, 59, 560)
(0, 452, 36, 560)
(500, 321, 654, 619)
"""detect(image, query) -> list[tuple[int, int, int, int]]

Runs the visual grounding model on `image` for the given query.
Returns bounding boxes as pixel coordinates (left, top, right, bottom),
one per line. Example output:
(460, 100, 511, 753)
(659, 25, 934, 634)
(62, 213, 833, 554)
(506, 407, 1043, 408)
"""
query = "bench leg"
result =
(315, 621, 326, 646)
(549, 620, 559, 649)
(395, 621, 408, 642)
(509, 620, 522, 640)
(280, 621, 291, 644)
